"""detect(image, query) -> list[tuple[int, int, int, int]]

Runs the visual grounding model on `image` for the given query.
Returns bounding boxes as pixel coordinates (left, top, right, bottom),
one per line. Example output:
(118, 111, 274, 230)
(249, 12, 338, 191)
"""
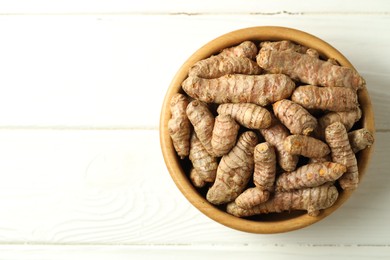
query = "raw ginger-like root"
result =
(235, 187, 270, 209)
(189, 56, 262, 79)
(325, 122, 359, 190)
(259, 119, 299, 172)
(211, 114, 240, 157)
(206, 131, 258, 205)
(275, 162, 347, 192)
(314, 108, 362, 140)
(291, 85, 359, 112)
(308, 155, 332, 164)
(284, 135, 330, 158)
(189, 168, 206, 188)
(217, 103, 272, 129)
(189, 133, 218, 183)
(182, 74, 296, 106)
(257, 48, 365, 90)
(253, 142, 276, 191)
(260, 40, 308, 53)
(227, 184, 339, 217)
(220, 41, 258, 60)
(273, 99, 318, 135)
(186, 100, 215, 156)
(348, 128, 375, 153)
(168, 93, 191, 159)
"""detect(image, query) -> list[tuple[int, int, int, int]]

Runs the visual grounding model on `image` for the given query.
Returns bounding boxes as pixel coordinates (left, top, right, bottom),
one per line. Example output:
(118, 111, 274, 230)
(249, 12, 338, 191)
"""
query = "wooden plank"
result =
(0, 129, 387, 245)
(0, 0, 389, 14)
(0, 244, 389, 260)
(0, 15, 388, 129)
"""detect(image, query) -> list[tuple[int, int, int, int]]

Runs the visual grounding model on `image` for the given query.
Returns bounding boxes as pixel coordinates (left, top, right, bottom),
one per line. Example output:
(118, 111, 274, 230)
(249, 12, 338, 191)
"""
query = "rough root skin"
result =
(186, 100, 215, 156)
(235, 187, 270, 209)
(182, 74, 296, 106)
(168, 93, 191, 159)
(220, 41, 258, 60)
(211, 115, 240, 157)
(273, 99, 318, 135)
(291, 85, 358, 112)
(314, 108, 362, 140)
(189, 168, 206, 188)
(284, 135, 330, 158)
(253, 142, 276, 191)
(259, 119, 299, 172)
(217, 103, 272, 129)
(257, 48, 365, 90)
(275, 162, 347, 192)
(227, 184, 339, 217)
(206, 131, 258, 205)
(325, 122, 359, 190)
(260, 40, 309, 53)
(189, 133, 218, 183)
(348, 128, 375, 153)
(189, 56, 261, 79)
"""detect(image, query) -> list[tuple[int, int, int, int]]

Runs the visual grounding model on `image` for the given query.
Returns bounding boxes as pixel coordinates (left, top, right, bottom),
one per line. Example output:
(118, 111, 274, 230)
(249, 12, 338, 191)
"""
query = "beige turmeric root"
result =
(227, 184, 339, 217)
(220, 41, 258, 60)
(257, 48, 365, 90)
(182, 74, 295, 106)
(253, 142, 276, 191)
(291, 85, 358, 112)
(348, 128, 374, 153)
(284, 135, 330, 158)
(273, 99, 318, 135)
(168, 93, 191, 159)
(186, 100, 215, 156)
(259, 119, 299, 172)
(189, 56, 261, 79)
(206, 131, 258, 205)
(235, 187, 270, 209)
(260, 40, 308, 53)
(275, 162, 346, 192)
(189, 168, 206, 188)
(211, 114, 240, 157)
(308, 155, 332, 164)
(314, 108, 362, 140)
(217, 103, 272, 129)
(325, 122, 359, 190)
(189, 133, 218, 183)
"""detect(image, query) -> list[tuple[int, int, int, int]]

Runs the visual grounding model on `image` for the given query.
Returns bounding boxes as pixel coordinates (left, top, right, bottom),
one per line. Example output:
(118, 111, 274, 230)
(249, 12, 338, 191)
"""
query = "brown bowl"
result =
(159, 26, 375, 233)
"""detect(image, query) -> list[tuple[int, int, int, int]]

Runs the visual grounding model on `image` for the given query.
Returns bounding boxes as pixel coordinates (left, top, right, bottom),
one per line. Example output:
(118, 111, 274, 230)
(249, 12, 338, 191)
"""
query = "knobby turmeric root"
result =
(211, 114, 240, 157)
(273, 99, 318, 135)
(348, 128, 374, 153)
(182, 74, 295, 106)
(206, 131, 258, 205)
(168, 93, 191, 159)
(284, 135, 330, 158)
(259, 118, 299, 172)
(260, 40, 308, 53)
(325, 122, 359, 190)
(227, 184, 339, 217)
(235, 187, 270, 209)
(253, 142, 276, 191)
(186, 100, 215, 156)
(314, 108, 362, 140)
(220, 41, 258, 60)
(275, 162, 346, 192)
(189, 133, 218, 183)
(189, 168, 206, 188)
(257, 48, 365, 90)
(291, 85, 358, 112)
(189, 56, 262, 79)
(217, 103, 272, 129)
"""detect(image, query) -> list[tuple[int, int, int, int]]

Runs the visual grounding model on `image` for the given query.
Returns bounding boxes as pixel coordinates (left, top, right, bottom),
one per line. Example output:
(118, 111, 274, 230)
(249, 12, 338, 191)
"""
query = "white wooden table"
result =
(0, 1, 389, 259)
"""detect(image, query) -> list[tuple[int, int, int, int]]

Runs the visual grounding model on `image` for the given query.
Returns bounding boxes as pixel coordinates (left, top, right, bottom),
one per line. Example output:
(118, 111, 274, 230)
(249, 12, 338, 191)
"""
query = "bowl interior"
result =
(160, 26, 375, 233)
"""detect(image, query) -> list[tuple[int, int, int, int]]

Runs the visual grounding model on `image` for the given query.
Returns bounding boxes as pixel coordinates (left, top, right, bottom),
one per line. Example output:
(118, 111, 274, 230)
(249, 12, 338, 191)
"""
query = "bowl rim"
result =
(159, 26, 375, 234)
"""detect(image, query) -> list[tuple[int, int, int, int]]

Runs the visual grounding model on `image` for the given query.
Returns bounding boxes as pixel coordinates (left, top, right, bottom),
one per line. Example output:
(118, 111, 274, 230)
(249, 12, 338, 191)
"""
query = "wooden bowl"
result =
(159, 26, 375, 233)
